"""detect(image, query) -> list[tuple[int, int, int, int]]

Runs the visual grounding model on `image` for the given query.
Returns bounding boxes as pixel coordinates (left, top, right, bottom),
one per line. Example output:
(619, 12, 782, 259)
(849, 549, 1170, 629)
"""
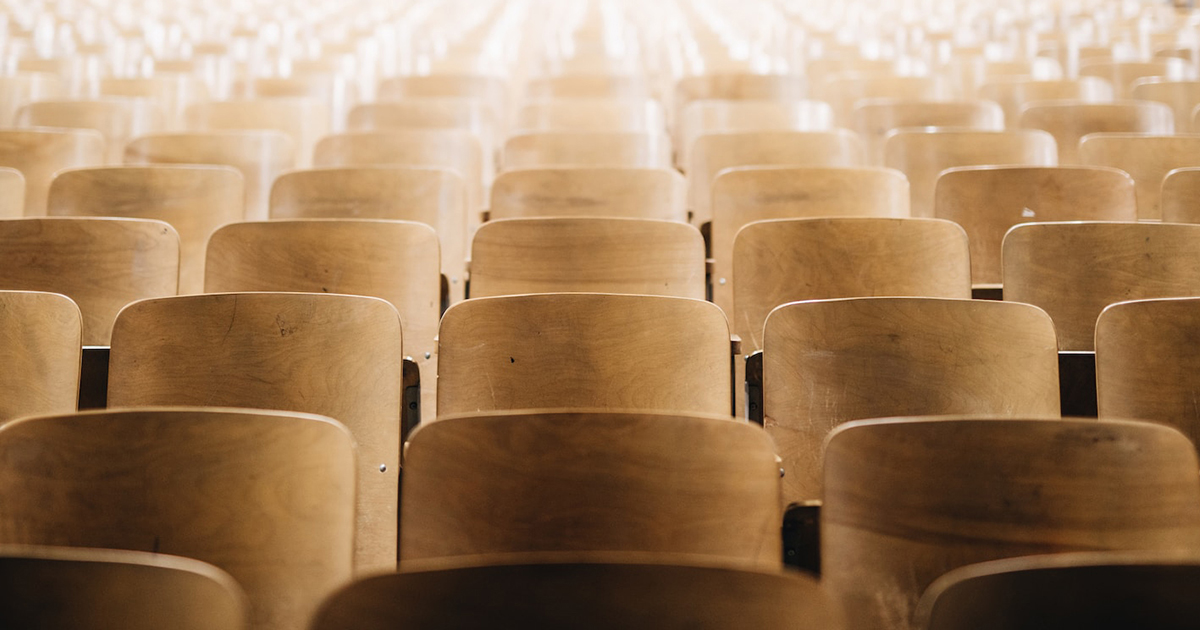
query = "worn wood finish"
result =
(934, 165, 1136, 285)
(1019, 100, 1174, 164)
(0, 408, 355, 630)
(108, 293, 403, 573)
(123, 132, 292, 222)
(764, 298, 1060, 504)
(47, 165, 244, 295)
(185, 99, 328, 168)
(978, 77, 1114, 127)
(471, 218, 704, 299)
(438, 293, 732, 416)
(0, 128, 105, 216)
(677, 100, 834, 169)
(514, 99, 664, 133)
(1130, 79, 1200, 131)
(1003, 222, 1200, 351)
(1078, 134, 1200, 220)
(1161, 167, 1200, 223)
(852, 99, 1004, 165)
(502, 131, 672, 170)
(0, 168, 25, 217)
(525, 75, 650, 99)
(823, 417, 1200, 630)
(0, 73, 64, 126)
(818, 76, 951, 127)
(206, 219, 440, 414)
(0, 291, 80, 424)
(0, 218, 179, 344)
(402, 411, 779, 562)
(100, 76, 209, 130)
(0, 546, 248, 630)
(1079, 59, 1194, 98)
(884, 129, 1057, 219)
(489, 167, 687, 222)
(690, 130, 866, 225)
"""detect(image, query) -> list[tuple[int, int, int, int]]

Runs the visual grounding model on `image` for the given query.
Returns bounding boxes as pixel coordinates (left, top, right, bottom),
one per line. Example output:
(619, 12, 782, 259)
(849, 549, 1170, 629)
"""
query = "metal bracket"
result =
(746, 351, 763, 425)
(783, 502, 821, 576)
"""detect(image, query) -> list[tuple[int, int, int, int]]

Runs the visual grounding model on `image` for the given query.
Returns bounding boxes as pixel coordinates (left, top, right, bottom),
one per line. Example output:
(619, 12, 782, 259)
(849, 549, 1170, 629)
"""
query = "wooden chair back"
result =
(377, 74, 506, 120)
(673, 73, 805, 121)
(818, 76, 952, 127)
(99, 76, 209, 130)
(525, 75, 650, 99)
(0, 168, 25, 217)
(1130, 79, 1200, 131)
(852, 99, 1004, 165)
(502, 131, 672, 170)
(1019, 100, 1174, 164)
(677, 100, 834, 169)
(0, 128, 105, 216)
(0, 290, 80, 424)
(1079, 59, 1194, 97)
(17, 99, 164, 164)
(0, 73, 64, 126)
(1161, 167, 1200, 223)
(978, 77, 1113, 127)
(514, 99, 664, 133)
(489, 167, 686, 222)
(185, 99, 328, 168)
(1078, 133, 1200, 220)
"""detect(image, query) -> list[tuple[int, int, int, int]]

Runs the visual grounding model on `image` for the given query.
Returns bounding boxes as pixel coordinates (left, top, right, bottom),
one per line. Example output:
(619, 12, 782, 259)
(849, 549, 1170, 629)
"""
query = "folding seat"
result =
(1002, 222, 1200, 351)
(1078, 134, 1200, 220)
(0, 408, 356, 630)
(0, 72, 64, 126)
(123, 131, 292, 221)
(676, 100, 835, 170)
(524, 74, 651, 99)
(978, 77, 1113, 127)
(0, 167, 24, 217)
(437, 293, 733, 416)
(884, 129, 1057, 218)
(852, 99, 1004, 165)
(108, 293, 403, 572)
(823, 417, 1200, 630)
(489, 166, 687, 222)
(0, 128, 104, 216)
(47, 165, 244, 294)
(1079, 59, 1195, 98)
(1019, 101, 1173, 164)
(817, 76, 953, 127)
(99, 76, 210, 130)
(17, 100, 165, 164)
(0, 290, 80, 424)
(502, 131, 672, 170)
(0, 546, 247, 630)
(185, 99, 329, 168)
(934, 166, 1136, 286)
(513, 99, 664, 133)
(1130, 79, 1200, 130)
(1161, 167, 1200, 222)
(401, 410, 778, 562)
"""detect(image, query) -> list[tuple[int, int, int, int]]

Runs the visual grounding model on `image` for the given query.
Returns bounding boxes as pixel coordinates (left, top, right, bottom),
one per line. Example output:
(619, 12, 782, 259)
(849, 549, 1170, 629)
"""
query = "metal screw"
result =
(379, 464, 387, 472)
(718, 277, 727, 285)
(424, 352, 431, 359)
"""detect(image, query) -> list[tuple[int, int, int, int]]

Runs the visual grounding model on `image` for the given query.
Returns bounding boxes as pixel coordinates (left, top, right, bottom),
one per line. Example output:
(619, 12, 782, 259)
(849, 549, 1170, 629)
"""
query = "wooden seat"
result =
(978, 77, 1113, 127)
(1019, 101, 1173, 164)
(852, 99, 1004, 165)
(47, 165, 244, 294)
(1079, 59, 1194, 98)
(818, 76, 952, 127)
(205, 219, 440, 416)
(470, 218, 704, 299)
(884, 129, 1057, 218)
(108, 293, 403, 572)
(185, 99, 329, 168)
(823, 417, 1200, 630)
(1003, 222, 1200, 351)
(1130, 79, 1200, 131)
(0, 167, 25, 217)
(934, 166, 1136, 285)
(0, 290, 80, 424)
(401, 410, 778, 562)
(16, 99, 164, 164)
(1161, 167, 1200, 223)
(677, 100, 834, 170)
(489, 167, 687, 222)
(918, 552, 1200, 630)
(514, 99, 664, 133)
(1078, 134, 1200, 220)
(525, 75, 650, 99)
(437, 293, 732, 416)
(123, 131, 293, 222)
(0, 128, 105, 216)
(0, 408, 355, 630)
(0, 545, 248, 630)
(764, 298, 1059, 504)
(502, 131, 672, 170)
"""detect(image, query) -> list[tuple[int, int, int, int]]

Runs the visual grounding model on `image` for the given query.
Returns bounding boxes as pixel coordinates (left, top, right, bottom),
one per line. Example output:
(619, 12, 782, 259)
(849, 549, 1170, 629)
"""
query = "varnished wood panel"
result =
(185, 99, 329, 168)
(1161, 167, 1200, 223)
(677, 100, 834, 170)
(1130, 79, 1200, 130)
(17, 99, 165, 164)
(852, 99, 1004, 165)
(502, 131, 672, 170)
(979, 77, 1113, 127)
(0, 290, 80, 424)
(514, 99, 663, 133)
(489, 167, 686, 222)
(0, 128, 104, 216)
(1078, 133, 1200, 220)
(1019, 101, 1173, 164)
(0, 168, 25, 217)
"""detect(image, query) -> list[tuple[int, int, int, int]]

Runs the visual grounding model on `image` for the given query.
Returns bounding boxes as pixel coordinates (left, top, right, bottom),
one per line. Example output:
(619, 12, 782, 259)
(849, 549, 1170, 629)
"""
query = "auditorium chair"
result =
(513, 99, 664, 133)
(1161, 167, 1200, 223)
(0, 128, 105, 216)
(805, 58, 896, 89)
(978, 77, 1114, 127)
(1130, 79, 1200, 131)
(1002, 222, 1200, 351)
(0, 167, 24, 216)
(488, 166, 687, 222)
(948, 57, 1063, 98)
(851, 99, 1004, 165)
(0, 290, 80, 424)
(817, 75, 952, 127)
(16, 99, 165, 164)
(376, 74, 507, 123)
(348, 99, 494, 138)
(99, 76, 210, 130)
(1078, 133, 1200, 220)
(107, 292, 403, 572)
(0, 73, 64, 126)
(1019, 101, 1174, 164)
(1079, 58, 1194, 98)
(524, 75, 650, 99)
(501, 131, 672, 170)
(823, 417, 1200, 630)
(672, 72, 806, 124)
(184, 99, 329, 168)
(46, 165, 244, 294)
(0, 408, 355, 630)
(676, 100, 835, 169)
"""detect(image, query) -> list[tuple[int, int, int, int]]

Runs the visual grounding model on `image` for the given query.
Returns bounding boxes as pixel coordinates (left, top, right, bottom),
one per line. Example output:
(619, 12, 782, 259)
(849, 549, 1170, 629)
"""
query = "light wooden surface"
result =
(376, 74, 506, 118)
(1161, 167, 1200, 223)
(690, 130, 866, 225)
(346, 100, 496, 173)
(46, 165, 244, 295)
(0, 290, 80, 424)
(99, 76, 209, 130)
(401, 411, 779, 562)
(0, 73, 64, 127)
(818, 76, 951, 127)
(17, 99, 163, 164)
(525, 75, 650, 99)
(123, 131, 292, 222)
(108, 293, 403, 573)
(205, 219, 440, 415)
(514, 99, 663, 133)
(1003, 222, 1200, 351)
(1019, 100, 1174, 164)
(489, 166, 687, 222)
(673, 73, 806, 121)
(1079, 133, 1200, 220)
(852, 99, 1004, 165)
(437, 293, 732, 416)
(978, 77, 1114, 127)
(823, 417, 1200, 630)
(185, 99, 329, 168)
(0, 128, 105, 216)
(1079, 59, 1194, 98)
(934, 165, 1136, 285)
(0, 545, 248, 630)
(677, 100, 834, 169)
(0, 168, 25, 217)
(0, 408, 355, 630)
(470, 217, 704, 299)
(884, 129, 1058, 219)
(0, 217, 178, 344)
(1130, 79, 1200, 131)
(502, 131, 672, 170)
(764, 298, 1060, 505)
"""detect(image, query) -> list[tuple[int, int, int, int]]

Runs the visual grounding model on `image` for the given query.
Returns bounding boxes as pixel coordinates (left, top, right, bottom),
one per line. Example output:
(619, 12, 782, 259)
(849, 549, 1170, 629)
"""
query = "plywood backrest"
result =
(489, 166, 686, 222)
(514, 99, 664, 133)
(1003, 222, 1200, 351)
(934, 165, 1136, 285)
(1078, 133, 1200, 220)
(502, 131, 672, 170)
(852, 99, 1004, 164)
(1161, 167, 1200, 223)
(347, 99, 493, 137)
(1079, 59, 1194, 98)
(673, 73, 806, 120)
(0, 408, 355, 630)
(108, 293, 403, 572)
(0, 168, 25, 217)
(0, 128, 105, 216)
(818, 76, 952, 126)
(17, 99, 164, 164)
(677, 99, 835, 169)
(525, 75, 650, 99)
(99, 76, 209, 130)
(185, 99, 329, 169)
(1130, 79, 1200, 131)
(401, 411, 779, 562)
(0, 290, 80, 424)
(823, 417, 1200, 630)
(978, 77, 1114, 127)
(1019, 100, 1173, 164)
(0, 73, 64, 127)
(764, 298, 1060, 504)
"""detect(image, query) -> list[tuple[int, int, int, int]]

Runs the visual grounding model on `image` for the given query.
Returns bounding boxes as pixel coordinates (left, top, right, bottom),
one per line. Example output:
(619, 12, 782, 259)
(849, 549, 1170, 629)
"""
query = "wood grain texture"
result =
(934, 165, 1136, 285)
(884, 129, 1057, 219)
(108, 293, 403, 572)
(0, 128, 105, 216)
(17, 99, 164, 164)
(0, 546, 248, 630)
(0, 408, 355, 630)
(852, 99, 1004, 165)
(0, 217, 178, 344)
(0, 167, 25, 217)
(1019, 100, 1173, 164)
(502, 131, 672, 170)
(1080, 59, 1194, 98)
(677, 100, 834, 169)
(185, 99, 328, 168)
(401, 411, 780, 562)
(514, 99, 663, 133)
(818, 76, 951, 127)
(673, 73, 806, 123)
(1130, 79, 1200, 131)
(489, 166, 687, 222)
(47, 165, 244, 294)
(1079, 133, 1200, 220)
(0, 290, 80, 423)
(1003, 222, 1200, 351)
(1161, 167, 1200, 223)
(764, 298, 1060, 504)
(437, 293, 732, 416)
(123, 131, 292, 222)
(823, 417, 1200, 630)
(978, 77, 1114, 127)
(346, 100, 496, 173)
